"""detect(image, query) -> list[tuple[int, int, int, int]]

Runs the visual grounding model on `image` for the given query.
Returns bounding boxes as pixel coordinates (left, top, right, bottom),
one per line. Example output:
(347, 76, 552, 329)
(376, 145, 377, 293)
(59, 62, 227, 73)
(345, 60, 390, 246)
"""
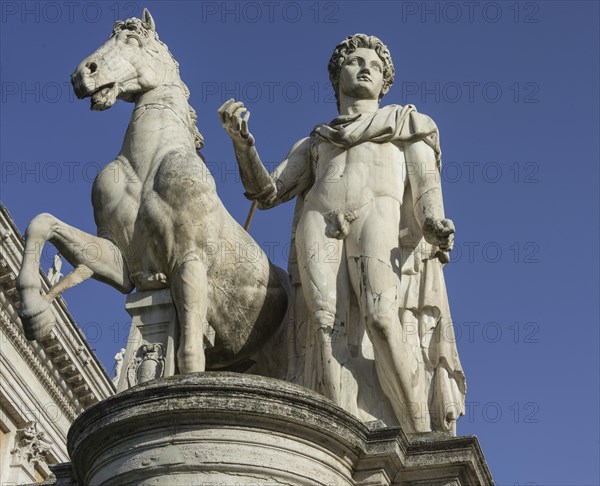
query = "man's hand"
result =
(423, 218, 455, 251)
(218, 98, 255, 147)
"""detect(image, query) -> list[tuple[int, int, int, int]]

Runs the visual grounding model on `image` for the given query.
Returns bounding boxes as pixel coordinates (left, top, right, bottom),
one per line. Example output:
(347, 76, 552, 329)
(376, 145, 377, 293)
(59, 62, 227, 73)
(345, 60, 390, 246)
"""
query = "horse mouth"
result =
(88, 83, 118, 111)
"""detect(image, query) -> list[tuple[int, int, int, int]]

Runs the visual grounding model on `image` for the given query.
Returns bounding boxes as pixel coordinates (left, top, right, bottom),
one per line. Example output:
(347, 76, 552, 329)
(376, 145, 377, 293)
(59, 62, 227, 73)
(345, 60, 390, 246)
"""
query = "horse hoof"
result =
(19, 297, 56, 341)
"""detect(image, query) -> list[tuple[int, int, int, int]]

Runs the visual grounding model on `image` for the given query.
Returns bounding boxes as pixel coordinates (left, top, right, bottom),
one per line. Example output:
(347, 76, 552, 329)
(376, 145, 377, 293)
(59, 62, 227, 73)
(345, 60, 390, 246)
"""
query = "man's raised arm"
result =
(218, 99, 312, 209)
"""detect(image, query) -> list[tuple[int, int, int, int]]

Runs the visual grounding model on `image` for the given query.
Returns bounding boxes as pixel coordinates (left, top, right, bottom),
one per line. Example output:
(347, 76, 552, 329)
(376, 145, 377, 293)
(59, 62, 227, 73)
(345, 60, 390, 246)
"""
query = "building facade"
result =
(0, 204, 114, 484)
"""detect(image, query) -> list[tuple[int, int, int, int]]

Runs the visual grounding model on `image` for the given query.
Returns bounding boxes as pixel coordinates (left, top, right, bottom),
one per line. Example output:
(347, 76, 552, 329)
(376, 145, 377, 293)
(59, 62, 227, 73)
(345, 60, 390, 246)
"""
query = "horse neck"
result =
(120, 83, 195, 179)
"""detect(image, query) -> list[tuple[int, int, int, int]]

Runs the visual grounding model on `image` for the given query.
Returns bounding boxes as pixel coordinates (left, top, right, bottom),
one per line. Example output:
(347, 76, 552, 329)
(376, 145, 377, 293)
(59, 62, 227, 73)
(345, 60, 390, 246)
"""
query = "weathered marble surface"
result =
(16, 9, 289, 375)
(221, 34, 465, 433)
(51, 373, 491, 486)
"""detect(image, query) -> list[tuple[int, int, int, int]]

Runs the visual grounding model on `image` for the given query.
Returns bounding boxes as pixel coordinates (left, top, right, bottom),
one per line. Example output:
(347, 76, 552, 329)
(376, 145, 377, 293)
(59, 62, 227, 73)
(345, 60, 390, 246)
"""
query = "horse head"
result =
(71, 9, 178, 111)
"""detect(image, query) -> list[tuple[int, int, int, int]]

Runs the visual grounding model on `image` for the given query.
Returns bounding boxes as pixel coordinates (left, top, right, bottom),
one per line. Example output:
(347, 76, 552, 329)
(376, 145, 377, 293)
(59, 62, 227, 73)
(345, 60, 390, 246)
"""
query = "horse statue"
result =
(16, 9, 289, 374)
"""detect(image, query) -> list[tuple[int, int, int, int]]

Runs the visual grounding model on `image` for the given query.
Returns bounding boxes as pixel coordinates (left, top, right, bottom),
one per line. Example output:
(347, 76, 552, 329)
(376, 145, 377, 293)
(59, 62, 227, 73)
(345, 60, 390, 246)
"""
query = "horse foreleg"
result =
(16, 212, 133, 340)
(171, 255, 207, 374)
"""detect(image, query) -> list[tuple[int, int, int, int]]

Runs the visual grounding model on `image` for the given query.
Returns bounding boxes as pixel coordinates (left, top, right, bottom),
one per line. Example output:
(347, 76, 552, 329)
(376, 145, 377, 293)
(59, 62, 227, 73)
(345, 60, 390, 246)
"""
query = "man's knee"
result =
(361, 281, 399, 339)
(314, 309, 344, 345)
(314, 309, 335, 330)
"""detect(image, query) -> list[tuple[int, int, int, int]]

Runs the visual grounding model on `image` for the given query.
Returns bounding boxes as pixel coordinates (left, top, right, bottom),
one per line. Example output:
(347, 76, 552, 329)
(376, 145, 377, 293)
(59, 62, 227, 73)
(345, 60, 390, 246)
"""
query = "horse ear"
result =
(142, 8, 156, 31)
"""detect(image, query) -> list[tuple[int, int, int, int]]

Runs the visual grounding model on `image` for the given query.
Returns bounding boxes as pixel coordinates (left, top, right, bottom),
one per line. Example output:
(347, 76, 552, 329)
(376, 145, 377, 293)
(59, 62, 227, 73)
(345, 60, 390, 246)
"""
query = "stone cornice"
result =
(0, 306, 78, 422)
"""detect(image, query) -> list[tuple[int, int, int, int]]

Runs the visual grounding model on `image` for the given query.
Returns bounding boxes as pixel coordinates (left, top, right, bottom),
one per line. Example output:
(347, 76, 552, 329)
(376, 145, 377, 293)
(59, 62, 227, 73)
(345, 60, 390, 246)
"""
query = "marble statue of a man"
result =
(220, 34, 465, 433)
(47, 253, 63, 285)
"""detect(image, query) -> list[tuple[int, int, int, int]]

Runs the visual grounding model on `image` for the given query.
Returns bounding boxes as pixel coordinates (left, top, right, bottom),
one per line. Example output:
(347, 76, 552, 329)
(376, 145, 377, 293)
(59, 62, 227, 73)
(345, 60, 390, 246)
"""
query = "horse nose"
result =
(71, 57, 100, 98)
(86, 61, 98, 74)
(74, 58, 99, 78)
(71, 66, 93, 99)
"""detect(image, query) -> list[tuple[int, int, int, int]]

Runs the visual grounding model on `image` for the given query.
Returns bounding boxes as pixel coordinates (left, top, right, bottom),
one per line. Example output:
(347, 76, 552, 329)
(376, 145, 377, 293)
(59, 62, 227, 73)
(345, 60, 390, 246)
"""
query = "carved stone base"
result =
(116, 289, 177, 392)
(48, 373, 492, 485)
(116, 289, 215, 392)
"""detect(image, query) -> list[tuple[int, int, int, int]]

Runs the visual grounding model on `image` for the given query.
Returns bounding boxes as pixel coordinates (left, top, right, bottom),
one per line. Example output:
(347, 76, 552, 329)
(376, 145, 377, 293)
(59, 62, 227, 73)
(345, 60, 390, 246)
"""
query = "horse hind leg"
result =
(171, 254, 208, 374)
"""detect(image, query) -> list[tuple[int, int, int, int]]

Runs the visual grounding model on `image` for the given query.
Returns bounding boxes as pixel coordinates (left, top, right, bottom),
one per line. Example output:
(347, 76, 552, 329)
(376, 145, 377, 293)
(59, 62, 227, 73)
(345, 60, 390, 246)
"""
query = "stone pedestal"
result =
(116, 289, 214, 392)
(51, 373, 492, 485)
(116, 289, 177, 392)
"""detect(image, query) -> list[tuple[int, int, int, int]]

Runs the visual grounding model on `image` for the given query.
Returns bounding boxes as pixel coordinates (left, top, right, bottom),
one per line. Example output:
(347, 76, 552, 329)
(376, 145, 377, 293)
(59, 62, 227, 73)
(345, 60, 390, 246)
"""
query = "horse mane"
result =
(113, 18, 204, 151)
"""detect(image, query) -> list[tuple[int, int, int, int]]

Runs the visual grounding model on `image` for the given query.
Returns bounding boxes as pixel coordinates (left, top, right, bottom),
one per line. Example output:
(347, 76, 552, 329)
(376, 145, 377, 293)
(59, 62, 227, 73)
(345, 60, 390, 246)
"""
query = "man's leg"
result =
(296, 210, 345, 405)
(346, 198, 431, 432)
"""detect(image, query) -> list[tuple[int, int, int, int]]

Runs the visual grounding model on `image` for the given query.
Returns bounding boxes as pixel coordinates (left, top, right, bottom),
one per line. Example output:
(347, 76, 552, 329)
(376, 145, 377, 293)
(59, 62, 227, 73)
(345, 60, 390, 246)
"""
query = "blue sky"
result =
(1, 1, 599, 484)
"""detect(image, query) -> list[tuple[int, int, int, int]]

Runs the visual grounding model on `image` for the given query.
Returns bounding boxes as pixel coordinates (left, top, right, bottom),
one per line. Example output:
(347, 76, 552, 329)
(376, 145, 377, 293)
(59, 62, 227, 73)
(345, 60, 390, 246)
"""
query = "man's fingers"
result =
(240, 110, 251, 136)
(218, 99, 249, 134)
(232, 105, 246, 119)
(218, 106, 227, 124)
(218, 101, 235, 125)
(225, 101, 244, 116)
(218, 98, 235, 116)
(223, 102, 244, 132)
(217, 98, 234, 112)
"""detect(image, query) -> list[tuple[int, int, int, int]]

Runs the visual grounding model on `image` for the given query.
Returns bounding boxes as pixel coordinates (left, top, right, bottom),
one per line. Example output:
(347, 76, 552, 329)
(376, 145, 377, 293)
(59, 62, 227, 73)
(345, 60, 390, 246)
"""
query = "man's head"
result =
(328, 34, 395, 111)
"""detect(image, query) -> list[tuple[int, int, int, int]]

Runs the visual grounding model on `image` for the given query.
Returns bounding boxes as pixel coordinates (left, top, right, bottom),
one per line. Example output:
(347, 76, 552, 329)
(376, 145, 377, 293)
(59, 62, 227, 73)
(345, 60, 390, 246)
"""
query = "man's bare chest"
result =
(305, 141, 407, 211)
(314, 141, 406, 186)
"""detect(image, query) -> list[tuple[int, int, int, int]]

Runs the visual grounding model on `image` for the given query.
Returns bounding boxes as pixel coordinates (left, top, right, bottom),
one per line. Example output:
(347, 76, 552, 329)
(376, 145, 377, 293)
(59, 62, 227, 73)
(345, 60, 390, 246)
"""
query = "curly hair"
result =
(328, 34, 395, 111)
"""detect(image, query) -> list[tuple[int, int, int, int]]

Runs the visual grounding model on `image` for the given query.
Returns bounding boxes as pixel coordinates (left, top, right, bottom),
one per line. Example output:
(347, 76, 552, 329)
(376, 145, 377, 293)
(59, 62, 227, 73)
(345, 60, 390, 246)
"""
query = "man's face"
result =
(338, 47, 385, 101)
